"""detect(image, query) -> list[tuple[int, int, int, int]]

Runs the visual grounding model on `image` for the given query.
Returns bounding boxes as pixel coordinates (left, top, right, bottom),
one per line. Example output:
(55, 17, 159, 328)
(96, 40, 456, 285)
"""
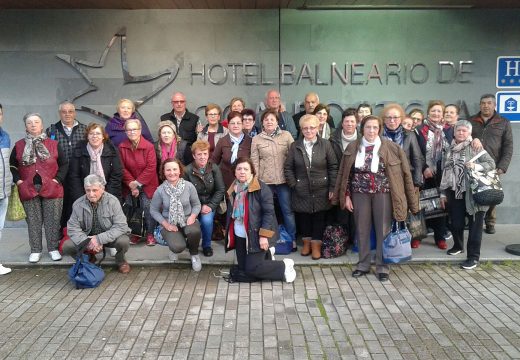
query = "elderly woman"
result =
(154, 120, 187, 174)
(69, 122, 123, 203)
(334, 115, 418, 281)
(330, 108, 359, 161)
(415, 100, 453, 249)
(151, 158, 202, 271)
(440, 120, 495, 269)
(284, 114, 337, 259)
(10, 113, 68, 263)
(251, 109, 296, 250)
(381, 103, 424, 189)
(119, 119, 159, 246)
(105, 98, 153, 147)
(408, 108, 424, 130)
(312, 103, 333, 140)
(197, 103, 228, 157)
(356, 103, 372, 123)
(184, 141, 225, 257)
(229, 97, 245, 113)
(225, 157, 296, 282)
(241, 109, 258, 138)
(212, 111, 252, 189)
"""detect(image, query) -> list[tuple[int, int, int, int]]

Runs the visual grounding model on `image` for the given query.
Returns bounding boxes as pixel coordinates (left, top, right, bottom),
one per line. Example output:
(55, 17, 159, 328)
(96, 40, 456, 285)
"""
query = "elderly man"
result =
(46, 102, 87, 230)
(256, 89, 298, 139)
(62, 174, 131, 273)
(444, 104, 460, 128)
(293, 92, 334, 137)
(470, 94, 513, 234)
(160, 92, 200, 163)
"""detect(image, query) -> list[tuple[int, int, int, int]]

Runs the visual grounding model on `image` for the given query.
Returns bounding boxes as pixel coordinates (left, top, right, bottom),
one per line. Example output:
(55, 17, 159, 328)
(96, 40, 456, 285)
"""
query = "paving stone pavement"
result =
(1, 263, 520, 360)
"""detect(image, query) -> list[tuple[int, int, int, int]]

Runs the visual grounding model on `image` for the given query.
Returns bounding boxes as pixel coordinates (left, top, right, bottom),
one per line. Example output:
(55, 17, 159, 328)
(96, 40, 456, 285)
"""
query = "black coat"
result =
(68, 140, 123, 202)
(329, 127, 360, 162)
(183, 162, 225, 211)
(384, 129, 425, 188)
(284, 136, 338, 213)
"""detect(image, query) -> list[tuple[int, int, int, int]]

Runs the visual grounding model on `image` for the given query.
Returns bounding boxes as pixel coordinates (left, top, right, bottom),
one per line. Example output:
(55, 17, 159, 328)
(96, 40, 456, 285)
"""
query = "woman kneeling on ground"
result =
(225, 157, 296, 283)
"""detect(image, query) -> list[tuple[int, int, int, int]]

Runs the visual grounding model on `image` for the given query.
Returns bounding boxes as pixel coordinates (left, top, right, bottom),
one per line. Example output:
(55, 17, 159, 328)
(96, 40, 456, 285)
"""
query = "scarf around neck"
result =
(440, 137, 472, 199)
(86, 143, 105, 181)
(383, 125, 404, 147)
(161, 138, 177, 162)
(22, 132, 50, 165)
(232, 176, 252, 222)
(341, 130, 357, 151)
(229, 132, 244, 164)
(263, 126, 281, 138)
(164, 178, 186, 227)
(425, 118, 445, 167)
(355, 136, 382, 173)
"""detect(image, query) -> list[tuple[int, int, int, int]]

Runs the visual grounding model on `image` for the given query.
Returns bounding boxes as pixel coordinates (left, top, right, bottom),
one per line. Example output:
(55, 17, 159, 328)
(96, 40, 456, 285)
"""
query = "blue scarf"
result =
(383, 125, 404, 147)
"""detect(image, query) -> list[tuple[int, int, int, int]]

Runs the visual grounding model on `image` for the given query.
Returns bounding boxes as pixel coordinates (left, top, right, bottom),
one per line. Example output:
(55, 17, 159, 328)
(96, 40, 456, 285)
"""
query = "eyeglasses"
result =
(302, 126, 317, 131)
(125, 128, 141, 133)
(172, 100, 185, 104)
(88, 132, 103, 137)
(207, 113, 220, 117)
(384, 116, 401, 121)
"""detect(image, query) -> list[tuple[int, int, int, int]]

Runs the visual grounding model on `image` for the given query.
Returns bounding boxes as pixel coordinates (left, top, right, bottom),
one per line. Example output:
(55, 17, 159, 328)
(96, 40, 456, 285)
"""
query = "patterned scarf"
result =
(160, 138, 177, 162)
(424, 119, 446, 170)
(383, 125, 404, 147)
(86, 143, 105, 181)
(355, 137, 381, 173)
(22, 132, 50, 165)
(263, 126, 281, 138)
(229, 132, 244, 164)
(319, 123, 331, 140)
(232, 177, 251, 222)
(163, 178, 186, 227)
(440, 137, 472, 199)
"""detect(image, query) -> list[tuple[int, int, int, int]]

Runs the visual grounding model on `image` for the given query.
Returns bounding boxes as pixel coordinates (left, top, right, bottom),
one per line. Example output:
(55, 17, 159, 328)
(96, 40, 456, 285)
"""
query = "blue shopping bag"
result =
(68, 252, 105, 289)
(274, 225, 293, 255)
(382, 221, 412, 264)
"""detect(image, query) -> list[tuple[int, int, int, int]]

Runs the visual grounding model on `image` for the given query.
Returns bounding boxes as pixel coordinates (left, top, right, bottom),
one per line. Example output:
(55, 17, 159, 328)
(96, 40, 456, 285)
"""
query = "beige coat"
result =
(251, 130, 294, 185)
(333, 138, 419, 221)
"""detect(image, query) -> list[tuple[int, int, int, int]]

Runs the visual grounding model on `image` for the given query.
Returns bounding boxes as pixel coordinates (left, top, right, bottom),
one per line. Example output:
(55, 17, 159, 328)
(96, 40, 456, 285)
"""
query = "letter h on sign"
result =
(496, 56, 520, 88)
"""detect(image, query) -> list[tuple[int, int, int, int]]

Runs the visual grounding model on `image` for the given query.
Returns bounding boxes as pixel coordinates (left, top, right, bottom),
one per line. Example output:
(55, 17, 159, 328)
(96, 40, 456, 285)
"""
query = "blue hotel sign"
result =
(496, 56, 520, 88)
(496, 91, 520, 121)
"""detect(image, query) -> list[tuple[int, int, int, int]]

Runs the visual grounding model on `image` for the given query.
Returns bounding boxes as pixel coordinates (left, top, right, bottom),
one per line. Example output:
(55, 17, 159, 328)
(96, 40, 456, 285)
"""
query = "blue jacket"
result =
(0, 128, 12, 199)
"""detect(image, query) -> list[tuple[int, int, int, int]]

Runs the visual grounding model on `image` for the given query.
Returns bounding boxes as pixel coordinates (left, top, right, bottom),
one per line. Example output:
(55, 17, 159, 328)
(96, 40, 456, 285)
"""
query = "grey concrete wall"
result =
(0, 9, 518, 222)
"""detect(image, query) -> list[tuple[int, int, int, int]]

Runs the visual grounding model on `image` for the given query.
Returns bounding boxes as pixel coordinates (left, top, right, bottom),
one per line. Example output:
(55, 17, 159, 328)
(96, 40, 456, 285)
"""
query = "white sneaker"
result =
(269, 246, 276, 260)
(108, 247, 117, 257)
(283, 258, 296, 283)
(169, 251, 178, 262)
(191, 255, 202, 272)
(49, 250, 62, 261)
(29, 253, 42, 263)
(0, 264, 12, 275)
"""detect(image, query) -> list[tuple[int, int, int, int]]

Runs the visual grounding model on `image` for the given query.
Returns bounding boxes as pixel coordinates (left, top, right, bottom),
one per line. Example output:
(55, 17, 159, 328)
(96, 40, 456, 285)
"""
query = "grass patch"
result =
(316, 295, 329, 322)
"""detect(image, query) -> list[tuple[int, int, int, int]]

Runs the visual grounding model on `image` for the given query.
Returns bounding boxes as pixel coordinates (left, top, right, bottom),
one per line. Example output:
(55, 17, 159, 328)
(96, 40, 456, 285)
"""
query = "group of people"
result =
(0, 90, 512, 282)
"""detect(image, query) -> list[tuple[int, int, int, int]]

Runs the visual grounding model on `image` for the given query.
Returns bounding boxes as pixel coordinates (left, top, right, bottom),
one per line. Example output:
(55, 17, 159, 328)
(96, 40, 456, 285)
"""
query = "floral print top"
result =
(348, 145, 390, 195)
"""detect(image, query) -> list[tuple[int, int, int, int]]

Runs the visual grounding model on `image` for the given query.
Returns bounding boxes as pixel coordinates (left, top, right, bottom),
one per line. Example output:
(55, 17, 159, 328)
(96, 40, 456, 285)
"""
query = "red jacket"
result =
(119, 137, 159, 199)
(14, 138, 64, 201)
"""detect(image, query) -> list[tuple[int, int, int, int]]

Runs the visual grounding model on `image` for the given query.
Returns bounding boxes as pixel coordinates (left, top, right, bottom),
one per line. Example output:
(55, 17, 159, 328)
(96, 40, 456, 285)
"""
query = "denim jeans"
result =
(0, 196, 8, 231)
(268, 184, 296, 241)
(199, 210, 215, 249)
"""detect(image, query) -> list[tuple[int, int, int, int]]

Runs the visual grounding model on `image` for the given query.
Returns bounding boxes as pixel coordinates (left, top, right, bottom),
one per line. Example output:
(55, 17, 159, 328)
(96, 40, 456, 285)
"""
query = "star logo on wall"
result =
(56, 27, 180, 121)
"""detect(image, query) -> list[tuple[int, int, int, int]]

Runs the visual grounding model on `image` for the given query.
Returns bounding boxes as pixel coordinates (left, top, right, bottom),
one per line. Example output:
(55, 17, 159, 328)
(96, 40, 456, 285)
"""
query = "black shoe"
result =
(203, 247, 213, 257)
(378, 273, 389, 282)
(447, 247, 463, 256)
(460, 259, 478, 270)
(485, 225, 496, 234)
(352, 270, 369, 278)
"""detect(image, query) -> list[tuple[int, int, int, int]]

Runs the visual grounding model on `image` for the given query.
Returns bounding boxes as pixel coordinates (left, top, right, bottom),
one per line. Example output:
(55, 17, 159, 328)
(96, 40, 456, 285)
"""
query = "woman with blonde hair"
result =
(106, 98, 153, 146)
(197, 103, 228, 157)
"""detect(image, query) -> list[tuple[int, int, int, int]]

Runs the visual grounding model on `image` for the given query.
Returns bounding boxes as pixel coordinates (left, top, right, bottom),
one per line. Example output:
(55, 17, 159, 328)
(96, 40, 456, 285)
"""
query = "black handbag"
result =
(419, 187, 447, 219)
(468, 151, 504, 206)
(122, 196, 145, 237)
(406, 210, 428, 240)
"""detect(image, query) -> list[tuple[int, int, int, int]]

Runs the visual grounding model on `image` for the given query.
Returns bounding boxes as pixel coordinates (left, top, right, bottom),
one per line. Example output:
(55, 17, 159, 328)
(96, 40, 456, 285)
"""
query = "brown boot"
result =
(311, 240, 322, 260)
(301, 237, 312, 256)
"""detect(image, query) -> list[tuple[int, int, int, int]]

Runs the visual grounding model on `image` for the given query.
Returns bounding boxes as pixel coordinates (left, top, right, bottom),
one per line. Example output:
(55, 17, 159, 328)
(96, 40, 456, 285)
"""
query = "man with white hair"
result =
(62, 174, 131, 273)
(256, 89, 298, 139)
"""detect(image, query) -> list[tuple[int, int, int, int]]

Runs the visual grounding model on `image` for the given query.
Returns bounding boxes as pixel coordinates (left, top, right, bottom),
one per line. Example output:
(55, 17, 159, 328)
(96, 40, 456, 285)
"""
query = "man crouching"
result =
(62, 174, 131, 273)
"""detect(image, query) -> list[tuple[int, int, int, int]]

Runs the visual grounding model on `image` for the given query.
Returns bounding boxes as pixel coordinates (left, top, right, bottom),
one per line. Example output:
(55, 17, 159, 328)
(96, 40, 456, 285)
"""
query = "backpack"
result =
(223, 265, 259, 283)
(321, 225, 348, 258)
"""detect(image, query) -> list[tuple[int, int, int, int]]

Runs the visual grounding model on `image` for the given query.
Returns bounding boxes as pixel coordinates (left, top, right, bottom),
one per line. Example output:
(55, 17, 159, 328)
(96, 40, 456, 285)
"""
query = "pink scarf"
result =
(161, 138, 177, 161)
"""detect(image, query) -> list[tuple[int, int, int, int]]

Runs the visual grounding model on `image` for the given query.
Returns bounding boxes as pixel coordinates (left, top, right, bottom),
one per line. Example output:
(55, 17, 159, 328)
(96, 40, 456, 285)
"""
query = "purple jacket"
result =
(105, 113, 153, 147)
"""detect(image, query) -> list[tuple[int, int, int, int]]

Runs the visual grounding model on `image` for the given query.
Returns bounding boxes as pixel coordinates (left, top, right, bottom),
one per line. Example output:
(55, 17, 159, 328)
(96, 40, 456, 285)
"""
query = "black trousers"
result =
(235, 235, 285, 281)
(446, 190, 486, 260)
(295, 211, 327, 240)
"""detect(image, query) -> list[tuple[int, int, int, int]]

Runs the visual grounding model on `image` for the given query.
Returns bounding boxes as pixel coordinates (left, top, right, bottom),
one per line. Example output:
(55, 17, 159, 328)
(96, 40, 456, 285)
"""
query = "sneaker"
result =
(447, 247, 463, 256)
(0, 264, 12, 275)
(202, 247, 213, 257)
(146, 234, 156, 246)
(108, 247, 117, 257)
(437, 240, 448, 250)
(443, 231, 453, 241)
(269, 246, 276, 260)
(130, 235, 141, 245)
(461, 259, 478, 270)
(49, 250, 62, 261)
(411, 239, 421, 249)
(29, 253, 42, 263)
(169, 251, 178, 262)
(283, 258, 296, 283)
(191, 255, 202, 272)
